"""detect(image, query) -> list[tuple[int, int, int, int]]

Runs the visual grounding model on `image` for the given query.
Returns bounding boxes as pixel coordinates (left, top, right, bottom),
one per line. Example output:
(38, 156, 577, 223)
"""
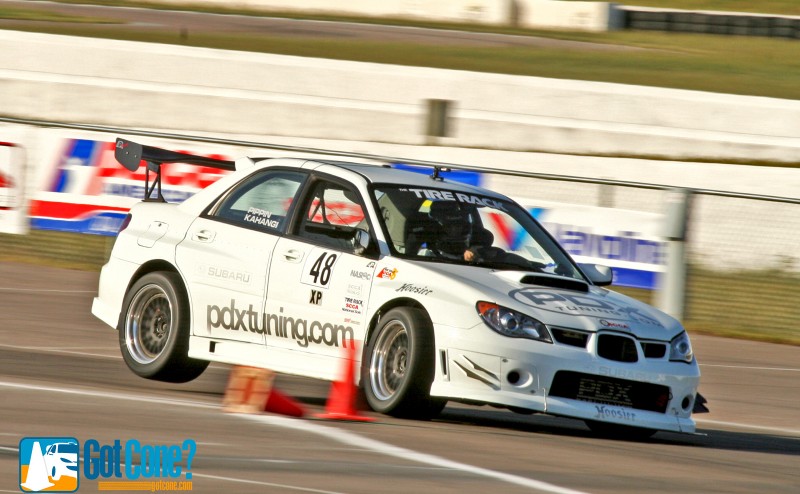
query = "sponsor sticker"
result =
(395, 283, 433, 296)
(593, 405, 637, 422)
(376, 267, 397, 280)
(405, 188, 508, 212)
(342, 296, 363, 314)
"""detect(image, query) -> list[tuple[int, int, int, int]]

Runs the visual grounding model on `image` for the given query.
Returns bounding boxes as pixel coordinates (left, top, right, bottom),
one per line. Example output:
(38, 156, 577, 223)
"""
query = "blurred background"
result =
(1, 0, 799, 346)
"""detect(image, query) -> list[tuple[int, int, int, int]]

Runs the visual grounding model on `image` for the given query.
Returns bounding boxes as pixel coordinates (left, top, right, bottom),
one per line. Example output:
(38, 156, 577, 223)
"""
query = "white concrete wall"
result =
(516, 1, 622, 31)
(147, 0, 515, 25)
(141, 0, 619, 30)
(1, 30, 799, 162)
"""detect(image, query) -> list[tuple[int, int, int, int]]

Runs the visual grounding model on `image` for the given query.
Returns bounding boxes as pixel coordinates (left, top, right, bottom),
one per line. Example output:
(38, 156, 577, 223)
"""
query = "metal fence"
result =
(685, 193, 800, 344)
(621, 7, 800, 39)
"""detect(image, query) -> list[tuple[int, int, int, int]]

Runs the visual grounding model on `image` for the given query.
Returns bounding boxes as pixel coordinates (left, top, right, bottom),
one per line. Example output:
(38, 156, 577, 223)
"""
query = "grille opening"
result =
(642, 342, 667, 359)
(597, 334, 638, 362)
(550, 371, 671, 413)
(552, 328, 589, 348)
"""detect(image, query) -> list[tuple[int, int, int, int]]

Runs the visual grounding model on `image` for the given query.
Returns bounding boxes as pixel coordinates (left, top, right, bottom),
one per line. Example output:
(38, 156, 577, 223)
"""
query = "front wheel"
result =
(362, 307, 445, 419)
(119, 271, 208, 383)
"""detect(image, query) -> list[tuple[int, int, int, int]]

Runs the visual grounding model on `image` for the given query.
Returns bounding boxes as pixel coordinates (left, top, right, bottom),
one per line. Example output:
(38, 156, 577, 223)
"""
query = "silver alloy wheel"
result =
(124, 283, 172, 365)
(369, 320, 409, 401)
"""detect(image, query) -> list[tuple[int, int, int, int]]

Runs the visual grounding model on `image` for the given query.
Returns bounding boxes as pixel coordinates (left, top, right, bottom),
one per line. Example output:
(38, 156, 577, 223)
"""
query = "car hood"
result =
(412, 261, 683, 341)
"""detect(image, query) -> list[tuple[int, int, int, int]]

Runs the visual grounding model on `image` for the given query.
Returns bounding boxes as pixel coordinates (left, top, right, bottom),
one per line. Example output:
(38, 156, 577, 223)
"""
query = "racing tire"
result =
(585, 420, 657, 440)
(119, 271, 208, 383)
(362, 307, 446, 419)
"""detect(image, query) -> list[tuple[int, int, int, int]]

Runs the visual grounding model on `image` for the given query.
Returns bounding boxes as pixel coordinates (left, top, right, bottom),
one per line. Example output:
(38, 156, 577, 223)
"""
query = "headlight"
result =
(669, 332, 694, 363)
(476, 302, 552, 343)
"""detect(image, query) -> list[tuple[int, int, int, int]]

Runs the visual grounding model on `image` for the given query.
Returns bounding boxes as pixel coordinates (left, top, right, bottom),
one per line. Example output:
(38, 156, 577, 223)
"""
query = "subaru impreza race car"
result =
(92, 138, 705, 437)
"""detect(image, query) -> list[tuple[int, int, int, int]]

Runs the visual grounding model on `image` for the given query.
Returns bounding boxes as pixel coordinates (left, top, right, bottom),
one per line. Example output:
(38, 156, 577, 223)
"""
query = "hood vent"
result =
(519, 274, 589, 292)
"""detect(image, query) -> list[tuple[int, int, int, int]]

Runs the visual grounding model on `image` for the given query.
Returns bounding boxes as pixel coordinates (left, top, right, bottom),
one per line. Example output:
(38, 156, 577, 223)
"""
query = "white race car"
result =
(92, 139, 705, 437)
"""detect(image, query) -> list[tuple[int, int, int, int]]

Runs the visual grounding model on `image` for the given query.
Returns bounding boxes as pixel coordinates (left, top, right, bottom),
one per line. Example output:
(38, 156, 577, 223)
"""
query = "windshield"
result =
(373, 185, 584, 279)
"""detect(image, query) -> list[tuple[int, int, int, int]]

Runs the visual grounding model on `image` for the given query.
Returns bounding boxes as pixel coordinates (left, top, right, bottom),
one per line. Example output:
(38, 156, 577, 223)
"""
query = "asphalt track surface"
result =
(0, 262, 798, 493)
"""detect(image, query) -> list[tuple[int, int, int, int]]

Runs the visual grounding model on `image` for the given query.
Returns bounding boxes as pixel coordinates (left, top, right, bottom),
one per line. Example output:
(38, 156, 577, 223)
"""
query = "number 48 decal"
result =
(302, 250, 339, 288)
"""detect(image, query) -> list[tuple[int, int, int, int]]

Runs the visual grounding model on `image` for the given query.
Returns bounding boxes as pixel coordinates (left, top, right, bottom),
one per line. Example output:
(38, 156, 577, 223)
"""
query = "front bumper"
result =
(430, 324, 701, 433)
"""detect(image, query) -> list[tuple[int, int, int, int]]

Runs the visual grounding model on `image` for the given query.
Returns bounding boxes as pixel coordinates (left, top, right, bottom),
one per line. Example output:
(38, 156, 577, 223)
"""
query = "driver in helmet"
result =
(427, 201, 494, 262)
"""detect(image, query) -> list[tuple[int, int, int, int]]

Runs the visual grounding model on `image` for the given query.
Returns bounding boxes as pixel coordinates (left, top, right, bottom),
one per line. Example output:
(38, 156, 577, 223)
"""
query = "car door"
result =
(265, 177, 378, 375)
(176, 169, 307, 344)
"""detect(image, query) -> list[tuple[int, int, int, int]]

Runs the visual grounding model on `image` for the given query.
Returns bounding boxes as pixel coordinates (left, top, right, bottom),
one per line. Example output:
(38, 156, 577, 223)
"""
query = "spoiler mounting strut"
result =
(114, 138, 235, 202)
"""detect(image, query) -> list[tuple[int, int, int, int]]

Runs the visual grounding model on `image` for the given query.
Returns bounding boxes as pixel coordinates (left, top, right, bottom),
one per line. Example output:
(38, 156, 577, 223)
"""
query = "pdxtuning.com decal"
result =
(207, 300, 354, 348)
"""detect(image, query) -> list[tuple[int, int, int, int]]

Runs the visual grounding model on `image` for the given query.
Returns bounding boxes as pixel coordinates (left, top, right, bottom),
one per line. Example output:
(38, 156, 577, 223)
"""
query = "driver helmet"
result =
(428, 201, 471, 254)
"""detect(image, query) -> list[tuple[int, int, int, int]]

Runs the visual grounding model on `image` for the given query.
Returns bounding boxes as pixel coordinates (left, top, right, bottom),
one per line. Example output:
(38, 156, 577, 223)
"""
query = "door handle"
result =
(192, 229, 216, 242)
(282, 249, 303, 262)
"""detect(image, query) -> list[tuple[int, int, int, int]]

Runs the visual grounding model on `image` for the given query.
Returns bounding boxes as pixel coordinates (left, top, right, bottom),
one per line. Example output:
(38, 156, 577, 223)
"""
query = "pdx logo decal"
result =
(510, 288, 663, 327)
(19, 437, 79, 492)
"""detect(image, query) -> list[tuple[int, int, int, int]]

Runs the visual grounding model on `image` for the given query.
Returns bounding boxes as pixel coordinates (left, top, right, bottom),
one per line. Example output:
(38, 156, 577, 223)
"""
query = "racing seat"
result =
(404, 211, 438, 256)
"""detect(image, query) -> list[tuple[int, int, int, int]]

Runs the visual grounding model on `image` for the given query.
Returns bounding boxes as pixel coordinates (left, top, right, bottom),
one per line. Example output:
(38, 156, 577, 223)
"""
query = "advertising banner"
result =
(521, 200, 664, 290)
(0, 136, 27, 235)
(30, 131, 236, 236)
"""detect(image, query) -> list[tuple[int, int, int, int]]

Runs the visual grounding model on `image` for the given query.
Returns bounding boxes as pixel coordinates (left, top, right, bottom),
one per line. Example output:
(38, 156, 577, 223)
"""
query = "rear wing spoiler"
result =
(115, 138, 235, 202)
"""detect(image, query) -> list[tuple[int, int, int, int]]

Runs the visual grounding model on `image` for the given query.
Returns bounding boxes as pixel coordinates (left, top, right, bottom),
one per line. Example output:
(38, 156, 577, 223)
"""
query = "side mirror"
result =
(353, 228, 372, 256)
(580, 263, 613, 286)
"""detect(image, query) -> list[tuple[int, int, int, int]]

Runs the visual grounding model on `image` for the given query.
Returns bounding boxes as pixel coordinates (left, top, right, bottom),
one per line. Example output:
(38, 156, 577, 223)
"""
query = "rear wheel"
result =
(363, 307, 445, 419)
(119, 271, 208, 383)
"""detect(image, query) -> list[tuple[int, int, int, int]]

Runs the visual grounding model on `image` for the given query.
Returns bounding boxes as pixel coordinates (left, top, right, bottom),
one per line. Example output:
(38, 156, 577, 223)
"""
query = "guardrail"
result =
(620, 6, 800, 38)
(5, 116, 797, 205)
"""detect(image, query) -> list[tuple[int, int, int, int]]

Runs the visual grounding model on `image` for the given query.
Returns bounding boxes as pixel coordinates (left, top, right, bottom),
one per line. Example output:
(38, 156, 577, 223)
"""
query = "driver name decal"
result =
(207, 300, 353, 348)
(243, 207, 280, 228)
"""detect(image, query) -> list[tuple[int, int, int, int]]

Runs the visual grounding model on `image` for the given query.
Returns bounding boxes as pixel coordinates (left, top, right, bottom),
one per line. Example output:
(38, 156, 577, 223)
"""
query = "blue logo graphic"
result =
(19, 437, 79, 492)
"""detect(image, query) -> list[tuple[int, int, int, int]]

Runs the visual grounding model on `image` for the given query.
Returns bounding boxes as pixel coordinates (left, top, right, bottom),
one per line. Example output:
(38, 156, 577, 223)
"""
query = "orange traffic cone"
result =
(265, 388, 306, 417)
(222, 366, 305, 417)
(315, 342, 375, 422)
